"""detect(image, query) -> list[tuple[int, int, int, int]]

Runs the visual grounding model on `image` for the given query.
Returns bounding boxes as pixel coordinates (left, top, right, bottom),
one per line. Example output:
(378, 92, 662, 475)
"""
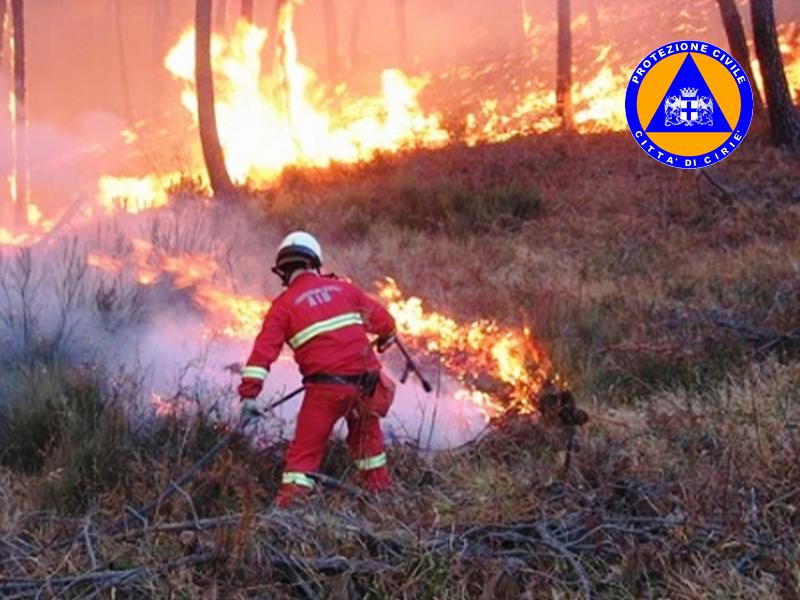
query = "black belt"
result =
(303, 371, 379, 394)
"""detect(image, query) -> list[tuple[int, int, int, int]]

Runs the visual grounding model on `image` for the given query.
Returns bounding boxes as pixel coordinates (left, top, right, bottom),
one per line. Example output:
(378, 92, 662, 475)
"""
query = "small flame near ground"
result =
(377, 277, 554, 416)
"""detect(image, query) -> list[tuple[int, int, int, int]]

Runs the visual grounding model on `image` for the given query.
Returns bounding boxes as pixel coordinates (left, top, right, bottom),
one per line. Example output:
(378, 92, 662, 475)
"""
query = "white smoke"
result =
(0, 201, 487, 449)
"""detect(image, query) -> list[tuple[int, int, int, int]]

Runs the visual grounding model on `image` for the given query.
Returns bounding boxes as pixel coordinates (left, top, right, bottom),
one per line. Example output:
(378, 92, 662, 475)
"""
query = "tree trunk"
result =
(395, 0, 408, 70)
(241, 0, 254, 22)
(556, 0, 574, 129)
(266, 0, 288, 70)
(11, 0, 27, 226)
(586, 0, 600, 38)
(196, 0, 236, 195)
(0, 0, 6, 222)
(751, 0, 800, 148)
(716, 0, 763, 114)
(216, 0, 227, 33)
(152, 0, 171, 117)
(349, 0, 366, 69)
(519, 0, 531, 42)
(322, 0, 339, 79)
(113, 0, 135, 126)
(0, 0, 7, 69)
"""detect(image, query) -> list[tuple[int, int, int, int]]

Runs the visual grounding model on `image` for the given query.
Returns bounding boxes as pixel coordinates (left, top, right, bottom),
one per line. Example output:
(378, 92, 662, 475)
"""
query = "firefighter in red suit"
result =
(238, 232, 396, 507)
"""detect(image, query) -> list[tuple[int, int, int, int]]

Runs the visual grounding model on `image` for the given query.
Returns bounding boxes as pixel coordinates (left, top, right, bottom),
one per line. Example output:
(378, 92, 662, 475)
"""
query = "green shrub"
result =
(0, 365, 134, 510)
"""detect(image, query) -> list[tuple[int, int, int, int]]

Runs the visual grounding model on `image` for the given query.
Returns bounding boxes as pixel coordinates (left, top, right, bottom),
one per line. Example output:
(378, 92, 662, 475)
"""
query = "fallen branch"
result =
(534, 523, 593, 600)
(707, 310, 800, 359)
(0, 551, 217, 595)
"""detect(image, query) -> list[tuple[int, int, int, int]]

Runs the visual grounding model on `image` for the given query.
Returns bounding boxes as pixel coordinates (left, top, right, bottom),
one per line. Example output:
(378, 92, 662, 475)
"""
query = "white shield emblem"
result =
(664, 88, 713, 127)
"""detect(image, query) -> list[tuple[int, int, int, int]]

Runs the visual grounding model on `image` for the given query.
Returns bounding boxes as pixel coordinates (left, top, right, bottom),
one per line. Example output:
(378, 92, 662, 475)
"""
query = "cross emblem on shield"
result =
(680, 96, 698, 123)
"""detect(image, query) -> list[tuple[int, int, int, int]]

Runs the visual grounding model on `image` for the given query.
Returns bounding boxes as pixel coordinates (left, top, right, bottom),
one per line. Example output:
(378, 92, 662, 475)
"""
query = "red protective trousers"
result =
(277, 382, 391, 507)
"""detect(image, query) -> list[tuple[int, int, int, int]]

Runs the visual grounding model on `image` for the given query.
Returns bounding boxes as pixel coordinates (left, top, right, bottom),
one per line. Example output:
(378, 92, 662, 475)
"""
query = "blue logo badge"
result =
(625, 40, 754, 169)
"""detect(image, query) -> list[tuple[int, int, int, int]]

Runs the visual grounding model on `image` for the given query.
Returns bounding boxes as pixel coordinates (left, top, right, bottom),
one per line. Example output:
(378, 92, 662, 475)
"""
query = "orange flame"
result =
(377, 277, 553, 415)
(150, 392, 196, 418)
(167, 15, 448, 184)
(86, 247, 554, 417)
(88, 241, 271, 339)
(91, 8, 800, 210)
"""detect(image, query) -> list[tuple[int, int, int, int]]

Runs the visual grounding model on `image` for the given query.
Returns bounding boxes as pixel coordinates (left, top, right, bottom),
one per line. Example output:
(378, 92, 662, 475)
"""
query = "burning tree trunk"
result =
(556, 0, 574, 129)
(716, 0, 764, 115)
(10, 0, 27, 226)
(395, 0, 409, 70)
(266, 0, 288, 69)
(349, 0, 366, 69)
(241, 0, 254, 22)
(751, 0, 800, 148)
(322, 0, 340, 79)
(196, 0, 236, 196)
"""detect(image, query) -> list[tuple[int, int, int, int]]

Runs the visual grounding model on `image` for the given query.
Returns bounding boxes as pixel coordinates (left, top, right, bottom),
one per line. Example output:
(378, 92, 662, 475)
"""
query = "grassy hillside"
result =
(1, 132, 799, 598)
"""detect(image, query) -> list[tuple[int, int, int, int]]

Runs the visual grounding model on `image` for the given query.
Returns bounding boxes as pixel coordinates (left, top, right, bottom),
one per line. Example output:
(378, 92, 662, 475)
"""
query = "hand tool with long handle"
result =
(395, 337, 433, 393)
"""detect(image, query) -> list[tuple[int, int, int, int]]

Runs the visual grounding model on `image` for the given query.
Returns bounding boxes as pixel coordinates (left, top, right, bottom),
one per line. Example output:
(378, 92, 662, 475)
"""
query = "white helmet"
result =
(274, 231, 323, 272)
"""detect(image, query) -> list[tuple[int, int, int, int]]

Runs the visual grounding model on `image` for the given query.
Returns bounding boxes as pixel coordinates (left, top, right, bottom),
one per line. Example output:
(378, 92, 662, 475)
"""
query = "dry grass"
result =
(259, 131, 800, 401)
(1, 360, 797, 597)
(1, 131, 799, 597)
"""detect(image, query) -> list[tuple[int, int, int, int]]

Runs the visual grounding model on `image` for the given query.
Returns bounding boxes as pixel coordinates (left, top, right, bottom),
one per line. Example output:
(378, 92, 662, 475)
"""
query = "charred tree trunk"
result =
(11, 0, 27, 226)
(349, 0, 366, 69)
(322, 0, 339, 79)
(395, 0, 408, 70)
(556, 0, 574, 129)
(196, 0, 236, 196)
(716, 0, 763, 114)
(751, 0, 800, 148)
(241, 0, 254, 22)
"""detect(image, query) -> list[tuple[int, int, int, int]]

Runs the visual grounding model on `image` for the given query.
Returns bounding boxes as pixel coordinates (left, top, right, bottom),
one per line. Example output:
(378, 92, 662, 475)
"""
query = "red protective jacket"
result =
(239, 272, 396, 399)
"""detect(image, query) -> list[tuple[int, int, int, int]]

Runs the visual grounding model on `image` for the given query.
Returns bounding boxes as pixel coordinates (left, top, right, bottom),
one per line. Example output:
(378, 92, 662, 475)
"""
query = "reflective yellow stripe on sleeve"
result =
(288, 312, 364, 349)
(354, 453, 387, 471)
(281, 472, 315, 488)
(241, 366, 269, 380)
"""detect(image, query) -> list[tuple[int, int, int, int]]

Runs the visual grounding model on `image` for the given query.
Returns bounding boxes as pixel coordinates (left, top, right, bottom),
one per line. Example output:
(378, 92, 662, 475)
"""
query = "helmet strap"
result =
(271, 266, 291, 287)
(272, 261, 318, 287)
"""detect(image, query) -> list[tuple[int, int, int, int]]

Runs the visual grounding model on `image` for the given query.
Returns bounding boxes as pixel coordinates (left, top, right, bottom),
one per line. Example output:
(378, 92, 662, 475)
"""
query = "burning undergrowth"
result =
(0, 197, 560, 452)
(2, 1, 799, 247)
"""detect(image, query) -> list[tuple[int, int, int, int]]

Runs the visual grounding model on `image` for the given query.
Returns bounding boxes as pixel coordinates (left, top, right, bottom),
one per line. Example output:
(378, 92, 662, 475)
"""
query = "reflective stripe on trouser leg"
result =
(281, 472, 315, 488)
(354, 453, 387, 470)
